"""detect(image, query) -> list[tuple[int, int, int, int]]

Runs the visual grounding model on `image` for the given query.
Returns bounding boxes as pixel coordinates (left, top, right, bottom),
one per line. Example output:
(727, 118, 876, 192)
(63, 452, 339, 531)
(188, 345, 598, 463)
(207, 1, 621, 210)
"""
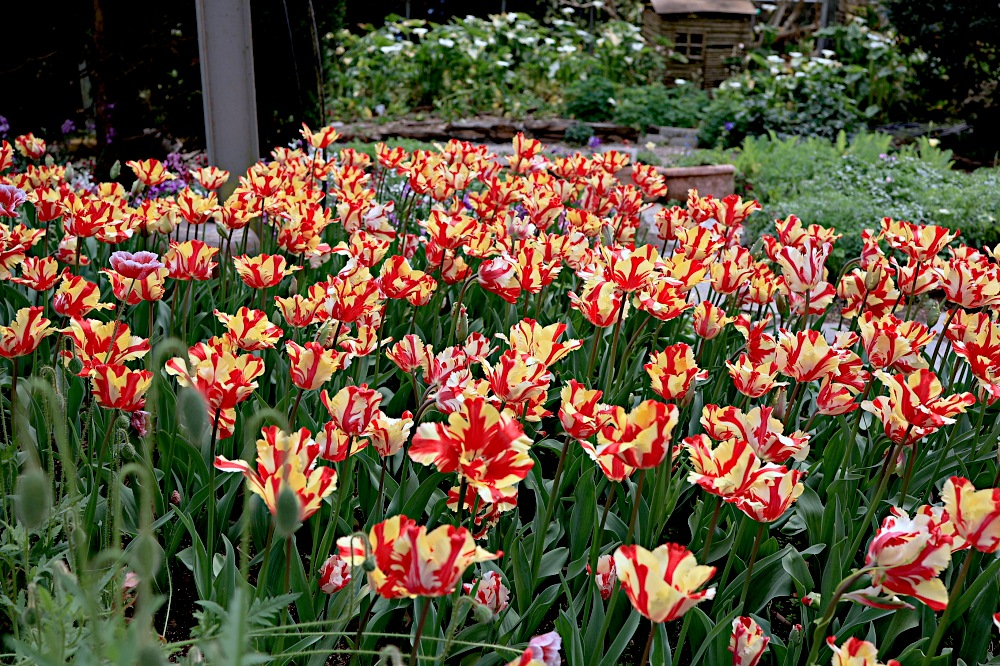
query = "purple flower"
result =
(527, 632, 562, 666)
(587, 135, 602, 149)
(0, 115, 8, 136)
(0, 185, 28, 218)
(724, 121, 735, 132)
(61, 119, 77, 135)
(130, 410, 150, 438)
(109, 251, 164, 280)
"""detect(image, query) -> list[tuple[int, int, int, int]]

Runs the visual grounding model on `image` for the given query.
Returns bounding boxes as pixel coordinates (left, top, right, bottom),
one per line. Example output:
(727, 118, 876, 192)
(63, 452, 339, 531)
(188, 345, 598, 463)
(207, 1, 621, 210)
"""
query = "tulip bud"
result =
(131, 178, 144, 196)
(170, 490, 182, 505)
(65, 163, 75, 180)
(274, 484, 302, 538)
(455, 305, 469, 341)
(288, 275, 298, 297)
(362, 557, 377, 572)
(774, 292, 789, 319)
(109, 160, 121, 180)
(68, 356, 84, 376)
(925, 299, 940, 326)
(772, 387, 787, 422)
(864, 264, 883, 291)
(15, 467, 50, 531)
(748, 236, 765, 260)
(44, 154, 55, 167)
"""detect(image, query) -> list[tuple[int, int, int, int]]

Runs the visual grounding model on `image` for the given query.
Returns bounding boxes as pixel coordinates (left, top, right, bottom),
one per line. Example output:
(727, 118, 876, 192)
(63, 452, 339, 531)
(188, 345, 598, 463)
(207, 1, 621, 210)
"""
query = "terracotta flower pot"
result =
(657, 164, 736, 201)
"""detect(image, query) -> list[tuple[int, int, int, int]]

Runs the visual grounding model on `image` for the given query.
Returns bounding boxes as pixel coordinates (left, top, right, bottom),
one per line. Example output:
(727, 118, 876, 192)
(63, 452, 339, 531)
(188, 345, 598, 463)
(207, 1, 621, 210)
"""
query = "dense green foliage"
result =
(687, 132, 1000, 274)
(325, 13, 669, 121)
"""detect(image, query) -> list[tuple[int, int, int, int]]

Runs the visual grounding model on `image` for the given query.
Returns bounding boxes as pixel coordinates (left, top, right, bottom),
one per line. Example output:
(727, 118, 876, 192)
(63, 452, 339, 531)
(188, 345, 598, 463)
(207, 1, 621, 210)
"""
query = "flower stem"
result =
(739, 522, 766, 613)
(804, 568, 871, 666)
(639, 621, 657, 666)
(700, 496, 723, 560)
(409, 599, 431, 666)
(847, 428, 911, 564)
(603, 297, 628, 395)
(625, 470, 645, 547)
(925, 551, 975, 662)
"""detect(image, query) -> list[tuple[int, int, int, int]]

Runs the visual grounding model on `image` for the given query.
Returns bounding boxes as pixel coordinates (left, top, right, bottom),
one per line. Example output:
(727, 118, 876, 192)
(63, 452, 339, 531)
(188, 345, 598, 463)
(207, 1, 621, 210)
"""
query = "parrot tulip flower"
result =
(337, 515, 499, 598)
(942, 476, 1000, 553)
(596, 400, 679, 469)
(90, 363, 153, 412)
(233, 253, 301, 289)
(318, 554, 351, 594)
(645, 343, 707, 401)
(410, 396, 533, 505)
(52, 275, 115, 318)
(285, 340, 344, 391)
(827, 637, 899, 666)
(864, 507, 953, 611)
(0, 307, 55, 358)
(613, 542, 716, 623)
(215, 426, 336, 522)
(163, 240, 219, 281)
(730, 616, 770, 666)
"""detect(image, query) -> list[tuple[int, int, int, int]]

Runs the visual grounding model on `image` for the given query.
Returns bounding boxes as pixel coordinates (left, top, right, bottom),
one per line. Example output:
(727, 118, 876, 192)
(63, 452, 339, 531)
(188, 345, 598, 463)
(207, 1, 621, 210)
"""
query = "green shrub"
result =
(563, 122, 596, 146)
(611, 82, 707, 130)
(326, 13, 668, 121)
(563, 77, 617, 122)
(716, 133, 1000, 275)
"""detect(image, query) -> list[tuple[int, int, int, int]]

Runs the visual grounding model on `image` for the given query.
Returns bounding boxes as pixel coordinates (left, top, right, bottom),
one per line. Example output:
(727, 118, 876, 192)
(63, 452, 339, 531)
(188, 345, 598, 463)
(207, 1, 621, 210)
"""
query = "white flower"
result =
(821, 49, 836, 58)
(928, 138, 941, 147)
(674, 78, 687, 85)
(766, 55, 783, 63)
(412, 28, 428, 37)
(789, 51, 803, 58)
(438, 38, 455, 48)
(645, 141, 656, 151)
(557, 44, 576, 54)
(631, 42, 644, 51)
(496, 60, 510, 68)
(561, 6, 575, 13)
(474, 38, 487, 48)
(607, 97, 617, 106)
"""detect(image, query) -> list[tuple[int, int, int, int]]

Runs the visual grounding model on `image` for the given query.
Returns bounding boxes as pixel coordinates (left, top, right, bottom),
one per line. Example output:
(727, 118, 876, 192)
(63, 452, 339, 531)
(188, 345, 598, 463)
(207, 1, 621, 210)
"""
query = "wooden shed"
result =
(642, 0, 755, 88)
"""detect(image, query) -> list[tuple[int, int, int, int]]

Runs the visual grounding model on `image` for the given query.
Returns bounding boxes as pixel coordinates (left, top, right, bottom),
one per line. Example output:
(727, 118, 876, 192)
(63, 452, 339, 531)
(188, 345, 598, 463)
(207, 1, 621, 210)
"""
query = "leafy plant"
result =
(563, 122, 596, 147)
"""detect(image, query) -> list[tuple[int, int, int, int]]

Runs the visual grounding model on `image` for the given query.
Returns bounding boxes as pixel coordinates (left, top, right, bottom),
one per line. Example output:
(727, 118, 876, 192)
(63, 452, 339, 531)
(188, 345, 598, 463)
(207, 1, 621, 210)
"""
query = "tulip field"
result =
(3, 127, 1000, 666)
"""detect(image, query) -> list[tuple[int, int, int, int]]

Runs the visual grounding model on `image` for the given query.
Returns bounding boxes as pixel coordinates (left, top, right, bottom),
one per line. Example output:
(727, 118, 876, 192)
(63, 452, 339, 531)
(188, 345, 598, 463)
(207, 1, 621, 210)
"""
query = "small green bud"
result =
(864, 264, 883, 292)
(109, 159, 121, 180)
(362, 557, 377, 572)
(68, 356, 84, 376)
(65, 163, 75, 180)
(44, 154, 55, 167)
(177, 387, 209, 447)
(775, 292, 789, 319)
(15, 468, 51, 531)
(455, 305, 469, 341)
(135, 644, 165, 666)
(274, 484, 302, 538)
(131, 533, 163, 580)
(472, 601, 494, 624)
